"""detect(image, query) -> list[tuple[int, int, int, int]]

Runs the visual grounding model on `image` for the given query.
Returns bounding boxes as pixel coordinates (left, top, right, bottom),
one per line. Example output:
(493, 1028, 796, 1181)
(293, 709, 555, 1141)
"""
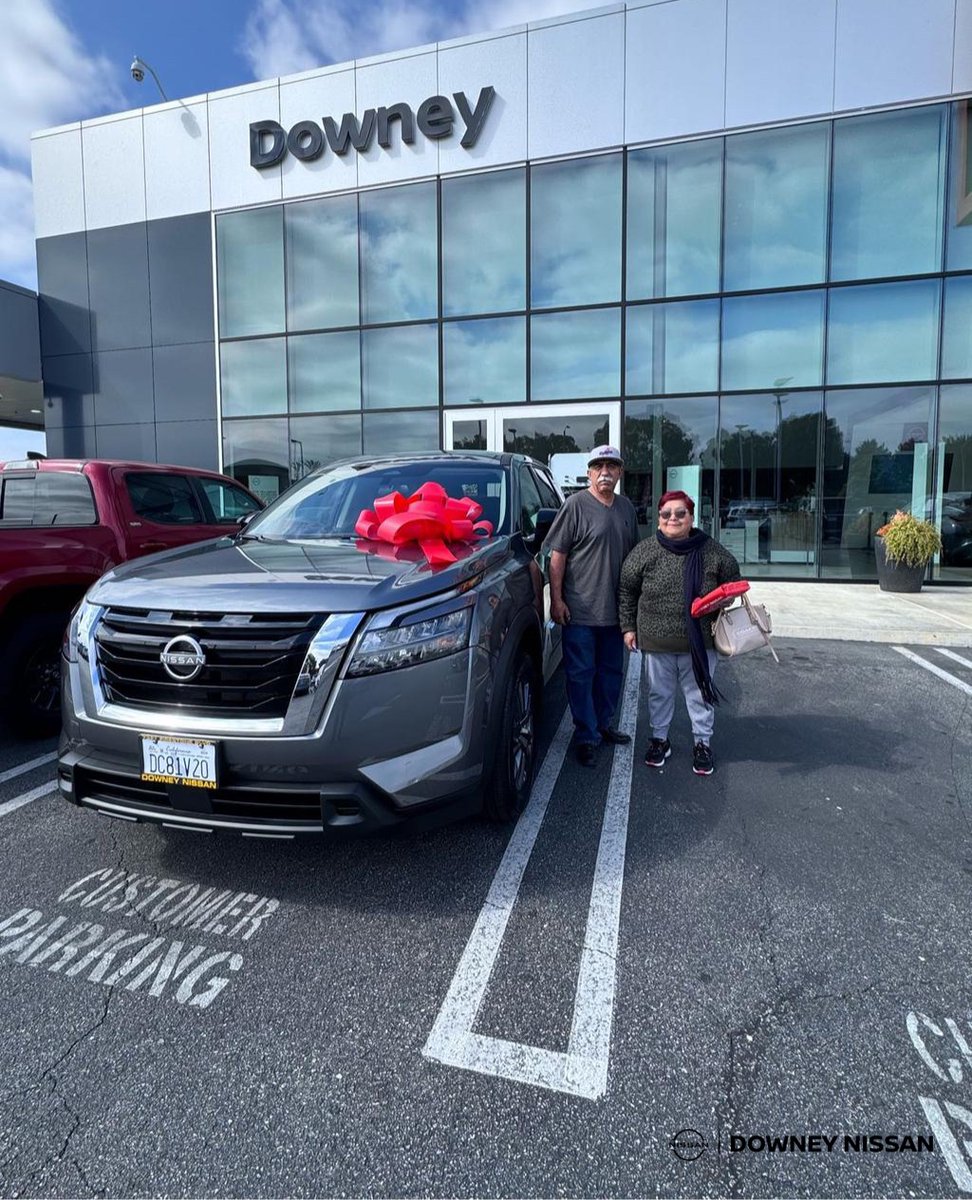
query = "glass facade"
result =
(215, 99, 972, 580)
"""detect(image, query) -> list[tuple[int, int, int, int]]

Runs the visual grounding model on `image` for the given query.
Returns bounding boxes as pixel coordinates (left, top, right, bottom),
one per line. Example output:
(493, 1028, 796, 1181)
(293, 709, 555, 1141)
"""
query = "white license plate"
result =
(141, 736, 217, 790)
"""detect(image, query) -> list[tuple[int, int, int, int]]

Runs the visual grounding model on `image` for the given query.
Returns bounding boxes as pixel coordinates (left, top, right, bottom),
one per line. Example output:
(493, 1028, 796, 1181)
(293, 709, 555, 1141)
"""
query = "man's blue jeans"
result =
(560, 624, 625, 746)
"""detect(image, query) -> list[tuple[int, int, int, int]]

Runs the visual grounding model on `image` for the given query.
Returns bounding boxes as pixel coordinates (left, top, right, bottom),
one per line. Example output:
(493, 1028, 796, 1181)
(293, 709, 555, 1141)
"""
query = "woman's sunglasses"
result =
(659, 508, 689, 520)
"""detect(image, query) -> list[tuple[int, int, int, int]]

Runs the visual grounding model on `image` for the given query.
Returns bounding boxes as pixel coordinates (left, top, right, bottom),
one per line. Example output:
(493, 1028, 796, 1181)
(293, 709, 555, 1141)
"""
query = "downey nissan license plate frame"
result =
(140, 735, 218, 790)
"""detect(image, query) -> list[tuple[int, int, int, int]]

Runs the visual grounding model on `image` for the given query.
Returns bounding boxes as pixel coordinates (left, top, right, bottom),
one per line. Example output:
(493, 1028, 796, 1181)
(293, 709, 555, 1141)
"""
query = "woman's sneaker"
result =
(644, 738, 671, 768)
(692, 741, 715, 776)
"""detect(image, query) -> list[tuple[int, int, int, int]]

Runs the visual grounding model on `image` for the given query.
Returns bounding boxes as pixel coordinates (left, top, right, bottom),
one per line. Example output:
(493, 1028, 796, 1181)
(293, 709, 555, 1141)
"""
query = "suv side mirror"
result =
(528, 507, 558, 554)
(236, 512, 256, 530)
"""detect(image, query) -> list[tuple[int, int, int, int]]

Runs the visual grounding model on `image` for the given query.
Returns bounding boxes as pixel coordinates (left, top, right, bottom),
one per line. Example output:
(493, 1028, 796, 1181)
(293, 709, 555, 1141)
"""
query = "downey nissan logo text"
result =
(250, 85, 495, 168)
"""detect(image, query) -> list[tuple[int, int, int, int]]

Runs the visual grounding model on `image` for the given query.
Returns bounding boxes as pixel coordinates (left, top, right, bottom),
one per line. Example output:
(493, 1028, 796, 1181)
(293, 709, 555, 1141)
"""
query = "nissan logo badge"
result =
(160, 635, 206, 682)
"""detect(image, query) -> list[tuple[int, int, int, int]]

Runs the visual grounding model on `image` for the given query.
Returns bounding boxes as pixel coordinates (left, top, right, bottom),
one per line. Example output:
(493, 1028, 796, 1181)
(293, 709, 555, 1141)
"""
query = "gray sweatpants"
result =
(646, 650, 718, 744)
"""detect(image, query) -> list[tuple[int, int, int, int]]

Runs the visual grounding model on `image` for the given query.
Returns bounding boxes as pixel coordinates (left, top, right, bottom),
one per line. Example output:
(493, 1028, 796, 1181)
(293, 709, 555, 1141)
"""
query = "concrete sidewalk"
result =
(752, 581, 971, 645)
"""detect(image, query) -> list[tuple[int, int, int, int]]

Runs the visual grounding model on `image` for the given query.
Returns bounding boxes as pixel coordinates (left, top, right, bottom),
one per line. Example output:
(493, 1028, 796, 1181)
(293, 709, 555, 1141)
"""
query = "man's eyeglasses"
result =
(659, 508, 689, 520)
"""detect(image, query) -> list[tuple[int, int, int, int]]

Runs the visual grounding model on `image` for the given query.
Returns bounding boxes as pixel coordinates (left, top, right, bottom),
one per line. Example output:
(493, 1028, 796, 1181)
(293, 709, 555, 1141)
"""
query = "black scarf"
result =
(656, 528, 721, 706)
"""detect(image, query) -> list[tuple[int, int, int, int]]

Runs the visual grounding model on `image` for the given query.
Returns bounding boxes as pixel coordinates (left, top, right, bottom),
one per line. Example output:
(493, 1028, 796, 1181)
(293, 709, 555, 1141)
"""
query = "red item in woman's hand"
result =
(690, 580, 750, 618)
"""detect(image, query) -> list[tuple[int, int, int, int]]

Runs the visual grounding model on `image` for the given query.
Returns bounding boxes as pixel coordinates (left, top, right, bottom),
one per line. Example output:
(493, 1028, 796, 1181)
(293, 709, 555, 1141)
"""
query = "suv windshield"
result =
(244, 461, 509, 541)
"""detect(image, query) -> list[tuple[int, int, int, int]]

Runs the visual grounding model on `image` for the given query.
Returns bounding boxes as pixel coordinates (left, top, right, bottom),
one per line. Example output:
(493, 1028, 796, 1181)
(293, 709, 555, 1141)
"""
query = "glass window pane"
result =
(216, 207, 285, 337)
(359, 183, 437, 324)
(722, 290, 824, 391)
(942, 276, 972, 379)
(34, 474, 97, 526)
(946, 101, 972, 270)
(443, 317, 525, 405)
(363, 410, 439, 454)
(626, 300, 719, 396)
(222, 418, 289, 502)
(827, 280, 940, 385)
(0, 477, 34, 522)
(285, 194, 359, 330)
(831, 107, 947, 281)
(821, 386, 934, 579)
(531, 156, 622, 308)
(125, 473, 203, 525)
(288, 331, 361, 413)
(442, 169, 526, 316)
(531, 308, 621, 401)
(627, 139, 722, 300)
(936, 384, 972, 578)
(718, 392, 821, 576)
(724, 123, 829, 291)
(361, 324, 438, 409)
(502, 414, 610, 463)
(622, 398, 717, 535)
(288, 414, 362, 477)
(450, 419, 487, 450)
(220, 338, 287, 417)
(197, 478, 261, 523)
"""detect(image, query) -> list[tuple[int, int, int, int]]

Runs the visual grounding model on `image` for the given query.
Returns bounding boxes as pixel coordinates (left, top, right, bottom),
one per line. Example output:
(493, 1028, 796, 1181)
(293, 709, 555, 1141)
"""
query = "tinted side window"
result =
(126, 473, 203, 525)
(35, 474, 97, 525)
(197, 478, 262, 524)
(518, 467, 543, 533)
(531, 469, 562, 510)
(0, 477, 35, 523)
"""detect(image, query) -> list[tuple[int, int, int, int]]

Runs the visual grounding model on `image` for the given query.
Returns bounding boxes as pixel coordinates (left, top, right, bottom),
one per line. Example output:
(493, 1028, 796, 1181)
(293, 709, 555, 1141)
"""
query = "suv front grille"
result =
(95, 607, 323, 718)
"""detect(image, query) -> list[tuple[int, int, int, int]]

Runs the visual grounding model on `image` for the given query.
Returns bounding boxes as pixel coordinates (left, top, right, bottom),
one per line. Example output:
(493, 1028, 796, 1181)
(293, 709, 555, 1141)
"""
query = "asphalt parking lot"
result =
(1, 638, 970, 1199)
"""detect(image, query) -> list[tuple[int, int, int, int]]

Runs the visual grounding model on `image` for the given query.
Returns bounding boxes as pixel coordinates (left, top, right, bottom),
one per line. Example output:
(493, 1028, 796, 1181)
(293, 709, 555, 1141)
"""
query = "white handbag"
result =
(713, 593, 780, 663)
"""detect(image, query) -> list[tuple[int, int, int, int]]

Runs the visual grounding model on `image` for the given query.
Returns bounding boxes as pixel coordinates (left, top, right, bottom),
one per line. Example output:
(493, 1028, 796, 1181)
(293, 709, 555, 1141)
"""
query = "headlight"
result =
(63, 600, 102, 664)
(346, 607, 472, 678)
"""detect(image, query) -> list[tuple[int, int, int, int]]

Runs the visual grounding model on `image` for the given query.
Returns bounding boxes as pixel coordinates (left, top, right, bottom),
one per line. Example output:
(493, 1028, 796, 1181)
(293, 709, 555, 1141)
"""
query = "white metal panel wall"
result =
(208, 82, 282, 210)
(144, 99, 211, 221)
(82, 113, 146, 230)
(279, 65, 358, 199)
(952, 0, 972, 92)
(31, 126, 85, 238)
(438, 32, 528, 174)
(355, 49, 440, 187)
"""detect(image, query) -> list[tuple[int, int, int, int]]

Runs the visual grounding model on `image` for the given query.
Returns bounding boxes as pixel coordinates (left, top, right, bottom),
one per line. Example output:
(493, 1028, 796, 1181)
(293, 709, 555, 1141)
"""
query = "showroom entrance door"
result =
(443, 403, 621, 483)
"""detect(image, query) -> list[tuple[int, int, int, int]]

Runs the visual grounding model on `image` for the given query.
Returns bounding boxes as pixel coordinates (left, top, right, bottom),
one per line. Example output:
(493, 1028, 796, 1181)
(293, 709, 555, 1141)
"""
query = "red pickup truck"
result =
(0, 459, 263, 735)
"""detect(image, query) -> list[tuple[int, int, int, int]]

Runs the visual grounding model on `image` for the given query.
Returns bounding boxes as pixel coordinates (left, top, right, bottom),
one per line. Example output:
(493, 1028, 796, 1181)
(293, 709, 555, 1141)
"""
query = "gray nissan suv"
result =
(58, 453, 563, 836)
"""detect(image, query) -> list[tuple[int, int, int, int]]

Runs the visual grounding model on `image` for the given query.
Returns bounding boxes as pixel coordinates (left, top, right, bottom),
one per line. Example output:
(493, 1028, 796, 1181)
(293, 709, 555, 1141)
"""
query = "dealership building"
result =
(21, 0, 972, 580)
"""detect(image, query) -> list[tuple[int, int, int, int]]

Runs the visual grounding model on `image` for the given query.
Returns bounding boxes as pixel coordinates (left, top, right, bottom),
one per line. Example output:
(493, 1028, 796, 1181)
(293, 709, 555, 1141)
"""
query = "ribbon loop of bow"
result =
(354, 480, 494, 565)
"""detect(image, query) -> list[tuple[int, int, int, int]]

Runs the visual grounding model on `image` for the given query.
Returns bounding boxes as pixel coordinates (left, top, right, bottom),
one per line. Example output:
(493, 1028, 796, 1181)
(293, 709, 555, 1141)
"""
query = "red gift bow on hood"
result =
(354, 480, 494, 566)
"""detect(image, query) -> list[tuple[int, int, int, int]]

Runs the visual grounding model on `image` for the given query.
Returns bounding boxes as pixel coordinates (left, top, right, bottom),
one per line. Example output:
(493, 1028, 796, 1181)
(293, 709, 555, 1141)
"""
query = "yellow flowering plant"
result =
(875, 510, 942, 567)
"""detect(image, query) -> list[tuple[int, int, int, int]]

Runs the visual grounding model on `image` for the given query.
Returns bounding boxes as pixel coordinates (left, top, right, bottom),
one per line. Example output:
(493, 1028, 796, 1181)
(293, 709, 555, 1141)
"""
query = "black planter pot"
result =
(875, 537, 928, 592)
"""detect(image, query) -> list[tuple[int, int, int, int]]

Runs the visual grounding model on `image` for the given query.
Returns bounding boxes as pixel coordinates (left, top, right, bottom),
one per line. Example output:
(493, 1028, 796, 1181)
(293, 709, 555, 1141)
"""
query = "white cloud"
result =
(0, 164, 38, 289)
(240, 0, 588, 78)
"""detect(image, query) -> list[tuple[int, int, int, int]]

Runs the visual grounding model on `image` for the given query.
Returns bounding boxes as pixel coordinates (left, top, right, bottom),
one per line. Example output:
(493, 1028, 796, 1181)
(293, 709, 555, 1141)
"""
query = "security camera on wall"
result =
(130, 57, 145, 82)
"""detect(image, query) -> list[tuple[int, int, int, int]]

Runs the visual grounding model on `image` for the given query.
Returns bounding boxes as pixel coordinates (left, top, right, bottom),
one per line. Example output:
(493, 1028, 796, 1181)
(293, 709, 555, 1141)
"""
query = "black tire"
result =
(483, 654, 538, 823)
(0, 613, 68, 737)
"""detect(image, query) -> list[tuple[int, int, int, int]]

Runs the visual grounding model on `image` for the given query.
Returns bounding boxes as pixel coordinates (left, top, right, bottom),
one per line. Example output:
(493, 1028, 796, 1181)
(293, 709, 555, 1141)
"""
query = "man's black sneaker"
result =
(644, 737, 671, 768)
(577, 742, 598, 768)
(599, 727, 632, 745)
(692, 741, 715, 776)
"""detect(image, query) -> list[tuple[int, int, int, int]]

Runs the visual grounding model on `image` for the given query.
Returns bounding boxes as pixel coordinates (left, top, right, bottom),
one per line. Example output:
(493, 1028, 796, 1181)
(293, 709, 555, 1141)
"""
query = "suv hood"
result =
(87, 535, 510, 614)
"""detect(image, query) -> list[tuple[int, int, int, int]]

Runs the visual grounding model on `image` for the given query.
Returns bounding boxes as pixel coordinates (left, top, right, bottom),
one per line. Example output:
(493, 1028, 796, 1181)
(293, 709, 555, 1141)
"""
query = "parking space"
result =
(0, 640, 970, 1197)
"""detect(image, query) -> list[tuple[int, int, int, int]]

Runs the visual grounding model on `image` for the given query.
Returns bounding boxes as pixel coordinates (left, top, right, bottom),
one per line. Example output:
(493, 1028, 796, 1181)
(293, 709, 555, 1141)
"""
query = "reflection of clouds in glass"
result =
(722, 291, 824, 389)
(360, 183, 437, 323)
(832, 107, 946, 280)
(942, 276, 972, 379)
(289, 331, 361, 413)
(362, 324, 438, 409)
(443, 170, 526, 316)
(221, 338, 287, 416)
(627, 141, 722, 299)
(223, 417, 288, 472)
(286, 195, 359, 330)
(626, 301, 719, 395)
(532, 156, 622, 308)
(290, 413, 362, 466)
(724, 123, 829, 290)
(364, 409, 439, 454)
(444, 317, 525, 404)
(531, 309, 620, 400)
(217, 208, 285, 337)
(827, 281, 940, 384)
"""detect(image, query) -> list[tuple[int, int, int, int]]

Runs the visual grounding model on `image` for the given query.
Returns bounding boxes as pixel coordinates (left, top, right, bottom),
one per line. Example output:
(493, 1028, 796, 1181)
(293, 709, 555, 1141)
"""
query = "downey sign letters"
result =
(250, 86, 495, 169)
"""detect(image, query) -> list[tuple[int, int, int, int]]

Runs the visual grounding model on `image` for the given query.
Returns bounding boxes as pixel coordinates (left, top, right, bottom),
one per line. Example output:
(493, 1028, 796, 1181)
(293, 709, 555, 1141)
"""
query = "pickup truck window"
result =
(0, 473, 97, 526)
(196, 477, 262, 524)
(126, 473, 203, 525)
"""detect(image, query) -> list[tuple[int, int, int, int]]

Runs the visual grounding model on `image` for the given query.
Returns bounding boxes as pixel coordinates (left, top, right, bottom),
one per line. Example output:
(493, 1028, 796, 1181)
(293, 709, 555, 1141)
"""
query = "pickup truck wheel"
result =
(483, 654, 537, 823)
(1, 613, 67, 737)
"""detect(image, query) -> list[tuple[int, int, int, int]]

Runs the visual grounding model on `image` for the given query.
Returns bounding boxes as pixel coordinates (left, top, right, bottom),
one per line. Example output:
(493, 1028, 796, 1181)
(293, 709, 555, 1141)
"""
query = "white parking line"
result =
(0, 752, 57, 785)
(934, 647, 972, 671)
(423, 654, 641, 1100)
(0, 780, 58, 820)
(893, 646, 972, 697)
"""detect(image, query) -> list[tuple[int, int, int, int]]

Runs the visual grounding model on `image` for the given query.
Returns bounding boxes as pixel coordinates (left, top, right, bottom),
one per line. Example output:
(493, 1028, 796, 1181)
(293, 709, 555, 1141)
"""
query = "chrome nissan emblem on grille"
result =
(160, 635, 206, 682)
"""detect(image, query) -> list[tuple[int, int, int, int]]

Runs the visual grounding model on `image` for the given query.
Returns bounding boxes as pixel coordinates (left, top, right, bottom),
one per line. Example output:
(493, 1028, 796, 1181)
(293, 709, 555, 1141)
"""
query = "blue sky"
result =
(0, 0, 580, 292)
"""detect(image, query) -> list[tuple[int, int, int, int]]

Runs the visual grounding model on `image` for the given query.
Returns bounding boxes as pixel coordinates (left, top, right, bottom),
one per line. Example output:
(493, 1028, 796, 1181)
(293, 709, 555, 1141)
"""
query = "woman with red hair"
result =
(618, 490, 740, 776)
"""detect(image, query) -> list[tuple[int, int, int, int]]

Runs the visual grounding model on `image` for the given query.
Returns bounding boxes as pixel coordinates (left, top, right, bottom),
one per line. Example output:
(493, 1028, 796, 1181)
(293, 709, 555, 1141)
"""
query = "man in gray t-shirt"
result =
(546, 445, 639, 767)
